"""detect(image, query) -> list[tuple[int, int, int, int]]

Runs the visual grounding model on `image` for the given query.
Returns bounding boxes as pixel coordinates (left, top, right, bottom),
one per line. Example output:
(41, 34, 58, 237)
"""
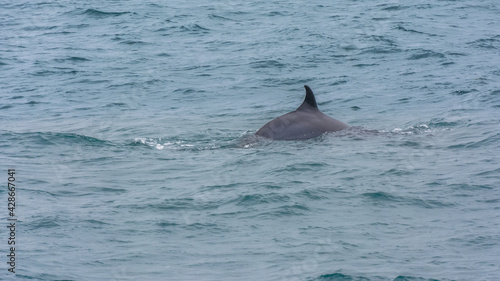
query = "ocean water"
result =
(1, 0, 500, 280)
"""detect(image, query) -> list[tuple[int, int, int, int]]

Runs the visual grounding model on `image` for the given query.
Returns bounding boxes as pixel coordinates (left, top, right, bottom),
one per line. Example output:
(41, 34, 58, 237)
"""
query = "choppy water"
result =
(1, 0, 500, 280)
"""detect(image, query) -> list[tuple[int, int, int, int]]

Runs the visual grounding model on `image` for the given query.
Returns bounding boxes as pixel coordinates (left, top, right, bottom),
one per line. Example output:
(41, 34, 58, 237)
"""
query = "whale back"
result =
(255, 85, 349, 140)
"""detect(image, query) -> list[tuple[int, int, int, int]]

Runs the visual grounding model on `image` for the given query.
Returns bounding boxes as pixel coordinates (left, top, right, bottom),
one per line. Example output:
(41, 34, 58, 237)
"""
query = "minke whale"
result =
(255, 85, 349, 140)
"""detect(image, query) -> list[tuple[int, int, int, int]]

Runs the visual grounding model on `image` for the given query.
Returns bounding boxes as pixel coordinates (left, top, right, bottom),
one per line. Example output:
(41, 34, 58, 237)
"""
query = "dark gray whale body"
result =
(255, 85, 349, 140)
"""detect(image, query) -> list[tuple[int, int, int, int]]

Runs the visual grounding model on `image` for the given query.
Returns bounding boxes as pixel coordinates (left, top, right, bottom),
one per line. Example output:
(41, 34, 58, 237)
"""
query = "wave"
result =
(390, 119, 470, 135)
(133, 131, 253, 150)
(396, 25, 440, 37)
(407, 49, 446, 60)
(82, 8, 130, 19)
(250, 59, 287, 69)
(233, 193, 291, 206)
(133, 137, 212, 151)
(39, 132, 110, 146)
(362, 191, 454, 209)
(54, 56, 91, 63)
(258, 203, 311, 217)
(0, 105, 14, 110)
(311, 273, 377, 280)
(381, 5, 409, 11)
(467, 35, 500, 50)
(155, 23, 212, 35)
(447, 132, 500, 149)
(1, 131, 112, 148)
(311, 272, 445, 281)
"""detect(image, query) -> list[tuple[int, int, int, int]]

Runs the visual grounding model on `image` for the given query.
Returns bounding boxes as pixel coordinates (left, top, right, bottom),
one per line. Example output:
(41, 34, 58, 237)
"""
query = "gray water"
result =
(1, 0, 500, 280)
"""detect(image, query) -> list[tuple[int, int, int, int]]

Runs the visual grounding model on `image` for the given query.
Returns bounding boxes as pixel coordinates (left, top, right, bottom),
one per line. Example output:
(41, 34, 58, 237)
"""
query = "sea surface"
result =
(1, 0, 500, 280)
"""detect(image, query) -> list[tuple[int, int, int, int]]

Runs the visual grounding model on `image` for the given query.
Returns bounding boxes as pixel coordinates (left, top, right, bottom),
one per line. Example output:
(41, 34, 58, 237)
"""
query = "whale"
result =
(255, 85, 349, 140)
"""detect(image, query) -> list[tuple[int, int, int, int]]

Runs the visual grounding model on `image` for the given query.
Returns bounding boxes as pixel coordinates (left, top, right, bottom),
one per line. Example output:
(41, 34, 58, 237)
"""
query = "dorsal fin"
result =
(297, 85, 318, 110)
